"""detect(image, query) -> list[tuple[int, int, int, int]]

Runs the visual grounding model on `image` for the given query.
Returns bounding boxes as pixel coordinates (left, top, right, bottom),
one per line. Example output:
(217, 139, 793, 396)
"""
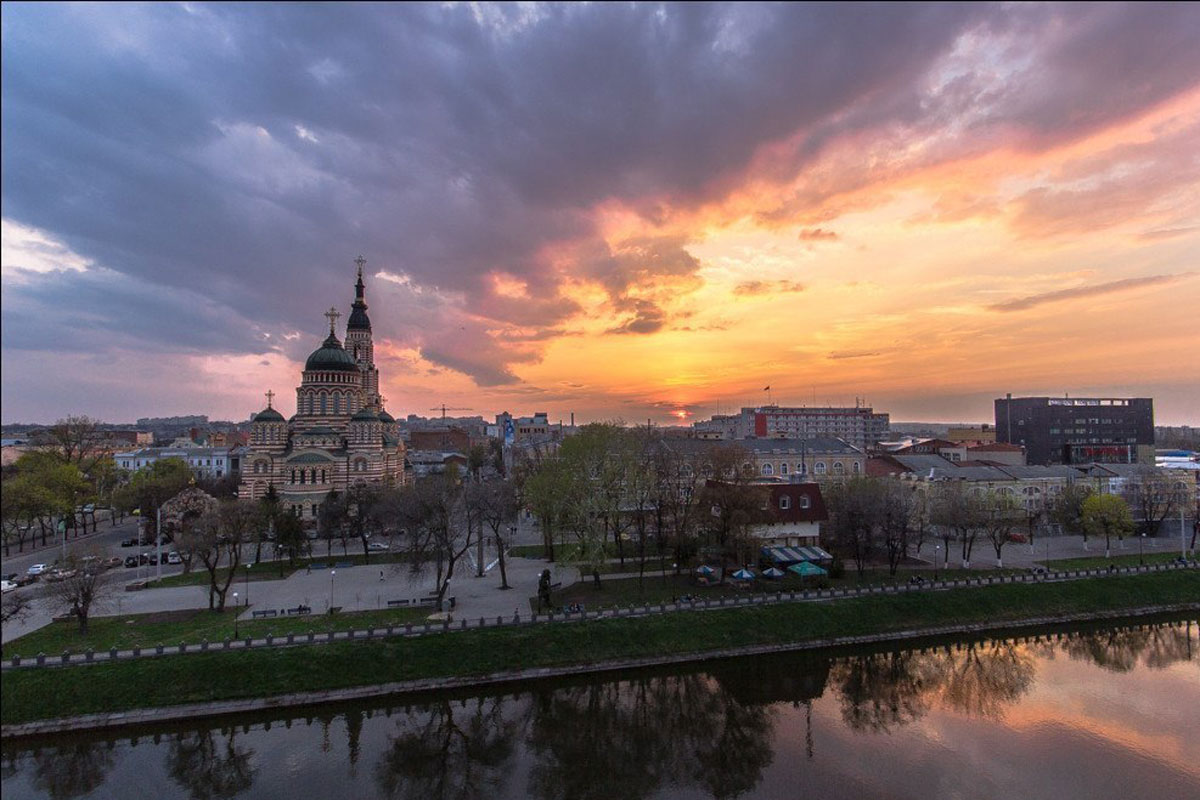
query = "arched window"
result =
(319, 394, 327, 415)
(834, 462, 845, 475)
(780, 463, 789, 476)
(852, 461, 861, 474)
(815, 462, 827, 475)
(762, 463, 773, 476)
(291, 469, 297, 483)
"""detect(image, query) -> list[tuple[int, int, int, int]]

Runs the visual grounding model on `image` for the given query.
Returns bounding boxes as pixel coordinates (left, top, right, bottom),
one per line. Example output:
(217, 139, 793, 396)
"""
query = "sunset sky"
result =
(3, 3, 1198, 426)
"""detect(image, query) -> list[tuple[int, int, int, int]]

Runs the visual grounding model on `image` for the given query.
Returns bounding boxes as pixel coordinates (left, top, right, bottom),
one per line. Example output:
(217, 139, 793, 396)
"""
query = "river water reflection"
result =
(3, 617, 1197, 799)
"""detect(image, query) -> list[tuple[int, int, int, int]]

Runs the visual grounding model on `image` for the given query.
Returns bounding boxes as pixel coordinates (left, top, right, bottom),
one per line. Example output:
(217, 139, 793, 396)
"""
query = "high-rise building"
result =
(994, 395, 1154, 465)
(731, 405, 889, 452)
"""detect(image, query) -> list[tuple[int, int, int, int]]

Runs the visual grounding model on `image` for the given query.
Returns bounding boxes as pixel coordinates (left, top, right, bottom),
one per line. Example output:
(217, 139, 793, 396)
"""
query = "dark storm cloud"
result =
(3, 2, 1196, 387)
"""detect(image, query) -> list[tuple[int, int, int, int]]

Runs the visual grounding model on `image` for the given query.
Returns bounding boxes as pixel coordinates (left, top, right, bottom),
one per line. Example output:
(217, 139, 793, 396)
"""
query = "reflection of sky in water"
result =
(3, 621, 1198, 799)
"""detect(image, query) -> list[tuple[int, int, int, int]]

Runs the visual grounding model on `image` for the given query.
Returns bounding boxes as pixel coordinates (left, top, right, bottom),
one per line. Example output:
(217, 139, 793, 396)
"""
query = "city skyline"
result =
(3, 4, 1199, 426)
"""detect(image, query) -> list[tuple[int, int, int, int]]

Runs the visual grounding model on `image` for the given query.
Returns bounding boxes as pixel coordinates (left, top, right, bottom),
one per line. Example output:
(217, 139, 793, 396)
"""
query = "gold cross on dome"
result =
(324, 306, 341, 334)
(265, 389, 275, 409)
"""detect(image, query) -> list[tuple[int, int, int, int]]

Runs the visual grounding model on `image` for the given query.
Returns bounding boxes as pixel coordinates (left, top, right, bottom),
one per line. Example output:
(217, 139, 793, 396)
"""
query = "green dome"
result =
(377, 409, 395, 423)
(305, 334, 359, 372)
(254, 407, 285, 422)
(352, 407, 379, 422)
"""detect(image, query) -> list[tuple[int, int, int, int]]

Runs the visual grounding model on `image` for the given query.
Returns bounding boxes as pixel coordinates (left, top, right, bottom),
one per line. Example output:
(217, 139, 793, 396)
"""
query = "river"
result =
(3, 615, 1197, 799)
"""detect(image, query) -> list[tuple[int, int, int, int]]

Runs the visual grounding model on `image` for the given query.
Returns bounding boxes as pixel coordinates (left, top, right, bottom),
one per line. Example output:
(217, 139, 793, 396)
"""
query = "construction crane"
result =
(429, 404, 472, 420)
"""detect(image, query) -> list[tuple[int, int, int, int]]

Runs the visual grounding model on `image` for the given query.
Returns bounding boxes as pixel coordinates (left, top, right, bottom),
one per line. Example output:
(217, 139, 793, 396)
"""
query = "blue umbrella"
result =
(762, 566, 785, 579)
(731, 568, 756, 580)
(695, 565, 716, 576)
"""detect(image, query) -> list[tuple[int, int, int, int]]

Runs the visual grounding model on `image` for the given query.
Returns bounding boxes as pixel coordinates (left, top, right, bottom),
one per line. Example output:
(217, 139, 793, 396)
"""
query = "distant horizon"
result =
(4, 5, 1198, 427)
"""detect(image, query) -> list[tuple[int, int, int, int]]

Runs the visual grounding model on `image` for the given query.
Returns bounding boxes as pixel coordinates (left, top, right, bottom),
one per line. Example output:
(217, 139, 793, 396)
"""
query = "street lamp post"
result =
(330, 569, 336, 613)
(232, 592, 239, 639)
(933, 544, 940, 582)
(245, 562, 251, 608)
(1139, 533, 1145, 565)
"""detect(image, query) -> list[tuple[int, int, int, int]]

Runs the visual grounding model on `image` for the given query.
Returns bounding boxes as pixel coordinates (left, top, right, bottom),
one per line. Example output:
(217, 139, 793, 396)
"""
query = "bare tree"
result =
(46, 415, 102, 471)
(981, 490, 1023, 568)
(179, 499, 254, 611)
(42, 552, 114, 634)
(1126, 467, 1181, 541)
(400, 471, 472, 611)
(879, 481, 917, 577)
(473, 479, 519, 590)
(930, 482, 986, 569)
(825, 478, 885, 578)
(1, 590, 33, 626)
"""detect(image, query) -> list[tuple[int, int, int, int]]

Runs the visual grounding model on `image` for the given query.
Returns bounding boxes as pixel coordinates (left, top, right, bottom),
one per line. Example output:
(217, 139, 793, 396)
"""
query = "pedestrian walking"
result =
(379, 569, 384, 582)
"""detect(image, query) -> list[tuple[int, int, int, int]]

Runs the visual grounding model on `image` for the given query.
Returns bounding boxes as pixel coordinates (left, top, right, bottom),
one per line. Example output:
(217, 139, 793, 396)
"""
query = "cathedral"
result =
(239, 258, 406, 519)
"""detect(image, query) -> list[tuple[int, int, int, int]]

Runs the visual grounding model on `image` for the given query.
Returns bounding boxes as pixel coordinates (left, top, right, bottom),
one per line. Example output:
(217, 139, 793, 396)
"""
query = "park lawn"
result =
(3, 570, 1195, 726)
(1, 605, 435, 659)
(542, 565, 1029, 612)
(1049, 550, 1189, 571)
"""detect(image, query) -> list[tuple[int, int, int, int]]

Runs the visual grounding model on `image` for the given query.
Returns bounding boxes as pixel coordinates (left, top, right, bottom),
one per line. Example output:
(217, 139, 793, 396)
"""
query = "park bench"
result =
(286, 605, 311, 616)
(387, 599, 410, 608)
(335, 561, 353, 568)
(252, 609, 278, 619)
(310, 563, 327, 570)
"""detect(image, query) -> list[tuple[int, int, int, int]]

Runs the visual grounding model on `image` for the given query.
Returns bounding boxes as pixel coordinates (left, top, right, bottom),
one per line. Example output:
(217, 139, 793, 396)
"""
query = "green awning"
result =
(787, 561, 827, 577)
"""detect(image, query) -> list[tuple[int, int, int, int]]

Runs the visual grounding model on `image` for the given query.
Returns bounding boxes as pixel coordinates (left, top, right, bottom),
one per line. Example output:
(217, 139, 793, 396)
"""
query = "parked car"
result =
(166, 551, 182, 565)
(367, 542, 390, 552)
(26, 564, 48, 577)
(138, 553, 158, 566)
(1, 580, 16, 594)
(125, 556, 139, 568)
(121, 538, 138, 548)
(104, 556, 124, 569)
(46, 568, 79, 582)
(1007, 532, 1028, 543)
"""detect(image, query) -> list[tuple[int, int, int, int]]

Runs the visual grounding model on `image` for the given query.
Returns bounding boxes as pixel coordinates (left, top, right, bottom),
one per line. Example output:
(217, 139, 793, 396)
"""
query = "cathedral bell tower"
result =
(345, 255, 380, 408)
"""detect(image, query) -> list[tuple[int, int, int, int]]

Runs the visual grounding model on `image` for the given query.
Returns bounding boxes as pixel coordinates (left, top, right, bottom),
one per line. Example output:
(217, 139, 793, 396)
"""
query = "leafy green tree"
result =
(523, 454, 574, 563)
(113, 458, 192, 539)
(1049, 482, 1093, 537)
(273, 512, 309, 571)
(1080, 493, 1134, 559)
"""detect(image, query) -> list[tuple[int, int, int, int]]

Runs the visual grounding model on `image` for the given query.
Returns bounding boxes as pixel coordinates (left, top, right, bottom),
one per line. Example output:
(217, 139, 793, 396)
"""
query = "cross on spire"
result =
(265, 389, 275, 409)
(354, 254, 366, 277)
(324, 306, 341, 335)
